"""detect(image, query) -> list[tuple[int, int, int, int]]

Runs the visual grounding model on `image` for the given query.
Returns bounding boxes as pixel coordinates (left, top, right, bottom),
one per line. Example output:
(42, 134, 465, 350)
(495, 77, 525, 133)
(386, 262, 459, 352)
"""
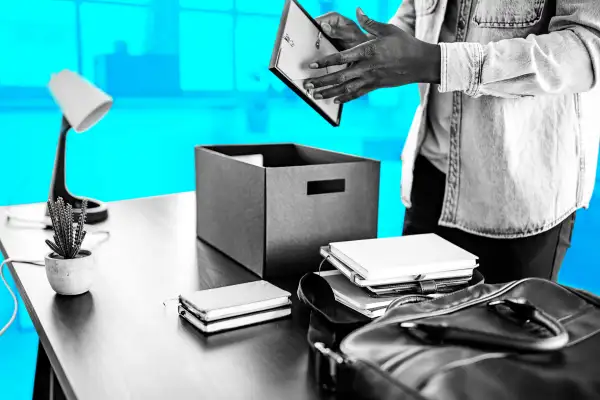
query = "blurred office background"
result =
(0, 0, 599, 399)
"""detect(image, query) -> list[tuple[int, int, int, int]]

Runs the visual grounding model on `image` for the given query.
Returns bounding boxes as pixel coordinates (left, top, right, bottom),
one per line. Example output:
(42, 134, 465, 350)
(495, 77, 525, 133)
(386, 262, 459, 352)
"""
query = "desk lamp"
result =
(47, 69, 113, 224)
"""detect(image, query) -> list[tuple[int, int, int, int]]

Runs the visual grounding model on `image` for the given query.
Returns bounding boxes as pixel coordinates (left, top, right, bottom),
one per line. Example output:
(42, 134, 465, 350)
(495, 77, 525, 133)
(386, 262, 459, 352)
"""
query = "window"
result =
(85, 0, 151, 4)
(180, 12, 234, 90)
(0, 1, 78, 87)
(234, 15, 280, 91)
(79, 3, 149, 80)
(236, 0, 320, 16)
(236, 0, 283, 15)
(180, 0, 233, 11)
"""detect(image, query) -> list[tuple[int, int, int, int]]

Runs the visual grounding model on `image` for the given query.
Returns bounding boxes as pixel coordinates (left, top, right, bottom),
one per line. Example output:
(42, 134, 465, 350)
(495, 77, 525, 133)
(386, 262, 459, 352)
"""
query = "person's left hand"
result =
(304, 8, 441, 104)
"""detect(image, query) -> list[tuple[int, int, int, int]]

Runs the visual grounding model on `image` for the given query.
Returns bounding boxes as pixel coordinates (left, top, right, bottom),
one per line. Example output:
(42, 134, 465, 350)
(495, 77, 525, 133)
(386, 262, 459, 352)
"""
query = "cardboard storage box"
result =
(195, 144, 380, 278)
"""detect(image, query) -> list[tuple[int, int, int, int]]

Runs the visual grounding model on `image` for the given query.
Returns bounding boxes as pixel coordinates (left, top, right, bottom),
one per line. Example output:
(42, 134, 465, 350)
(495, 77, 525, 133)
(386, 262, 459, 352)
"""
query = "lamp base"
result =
(47, 191, 109, 224)
(79, 197, 108, 224)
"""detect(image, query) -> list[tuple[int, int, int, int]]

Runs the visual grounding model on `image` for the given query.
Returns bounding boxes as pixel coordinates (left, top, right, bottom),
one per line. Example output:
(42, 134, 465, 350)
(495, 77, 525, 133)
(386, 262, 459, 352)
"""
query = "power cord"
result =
(5, 209, 111, 248)
(0, 258, 44, 337)
(0, 229, 111, 337)
(5, 209, 53, 230)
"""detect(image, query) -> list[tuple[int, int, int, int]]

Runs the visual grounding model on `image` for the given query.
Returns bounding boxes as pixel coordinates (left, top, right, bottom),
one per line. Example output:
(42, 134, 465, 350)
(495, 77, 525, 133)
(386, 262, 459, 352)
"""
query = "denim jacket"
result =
(390, 0, 600, 238)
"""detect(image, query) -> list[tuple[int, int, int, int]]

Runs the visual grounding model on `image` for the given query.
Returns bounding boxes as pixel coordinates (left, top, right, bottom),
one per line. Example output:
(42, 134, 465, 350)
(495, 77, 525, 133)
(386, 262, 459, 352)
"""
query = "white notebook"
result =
(318, 271, 395, 310)
(329, 234, 478, 281)
(320, 246, 474, 287)
(179, 281, 291, 322)
(179, 305, 291, 334)
(317, 271, 444, 319)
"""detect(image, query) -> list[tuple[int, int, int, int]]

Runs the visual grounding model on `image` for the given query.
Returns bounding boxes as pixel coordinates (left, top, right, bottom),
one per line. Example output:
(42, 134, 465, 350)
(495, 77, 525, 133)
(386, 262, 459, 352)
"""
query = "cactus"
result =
(46, 197, 88, 259)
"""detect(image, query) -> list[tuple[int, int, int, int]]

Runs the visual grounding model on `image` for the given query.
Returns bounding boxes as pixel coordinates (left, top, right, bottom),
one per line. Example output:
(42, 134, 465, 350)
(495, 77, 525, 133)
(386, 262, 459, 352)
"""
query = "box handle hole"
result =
(307, 179, 345, 195)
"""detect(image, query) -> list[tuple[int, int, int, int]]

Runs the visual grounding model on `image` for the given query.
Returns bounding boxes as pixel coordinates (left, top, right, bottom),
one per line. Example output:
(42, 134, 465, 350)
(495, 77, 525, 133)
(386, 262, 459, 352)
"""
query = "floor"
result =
(1, 98, 599, 399)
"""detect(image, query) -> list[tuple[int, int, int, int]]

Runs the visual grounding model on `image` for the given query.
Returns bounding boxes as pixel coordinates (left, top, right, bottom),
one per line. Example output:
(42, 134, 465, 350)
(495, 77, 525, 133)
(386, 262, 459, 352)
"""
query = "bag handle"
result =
(400, 298, 569, 352)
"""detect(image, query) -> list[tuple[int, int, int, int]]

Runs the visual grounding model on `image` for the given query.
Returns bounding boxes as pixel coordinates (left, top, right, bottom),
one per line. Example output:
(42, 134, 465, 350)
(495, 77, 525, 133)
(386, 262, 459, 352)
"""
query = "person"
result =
(305, 2, 600, 283)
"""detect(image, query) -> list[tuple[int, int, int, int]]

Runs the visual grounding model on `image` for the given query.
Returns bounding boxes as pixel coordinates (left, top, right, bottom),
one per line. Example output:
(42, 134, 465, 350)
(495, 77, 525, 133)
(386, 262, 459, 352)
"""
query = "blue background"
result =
(1, 1, 599, 399)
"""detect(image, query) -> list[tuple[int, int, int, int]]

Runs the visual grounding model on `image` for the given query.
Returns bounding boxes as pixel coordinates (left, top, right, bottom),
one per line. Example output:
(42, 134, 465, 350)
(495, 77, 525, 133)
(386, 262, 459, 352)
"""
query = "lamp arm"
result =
(48, 116, 73, 203)
(45, 113, 109, 223)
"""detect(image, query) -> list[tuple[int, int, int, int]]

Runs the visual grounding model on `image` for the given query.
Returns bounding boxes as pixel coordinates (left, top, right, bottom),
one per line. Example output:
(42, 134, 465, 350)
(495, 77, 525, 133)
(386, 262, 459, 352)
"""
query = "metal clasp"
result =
(315, 31, 322, 49)
(488, 298, 537, 324)
(284, 33, 295, 47)
(314, 342, 345, 391)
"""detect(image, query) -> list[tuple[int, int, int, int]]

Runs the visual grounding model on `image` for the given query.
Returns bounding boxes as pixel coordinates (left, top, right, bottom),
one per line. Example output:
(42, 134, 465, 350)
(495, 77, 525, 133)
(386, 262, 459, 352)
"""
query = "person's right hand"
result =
(315, 12, 370, 50)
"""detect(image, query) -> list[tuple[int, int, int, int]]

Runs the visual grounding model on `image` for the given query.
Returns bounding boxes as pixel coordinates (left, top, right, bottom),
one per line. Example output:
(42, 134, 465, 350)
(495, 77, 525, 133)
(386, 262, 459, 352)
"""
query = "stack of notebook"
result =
(178, 281, 291, 334)
(319, 234, 478, 318)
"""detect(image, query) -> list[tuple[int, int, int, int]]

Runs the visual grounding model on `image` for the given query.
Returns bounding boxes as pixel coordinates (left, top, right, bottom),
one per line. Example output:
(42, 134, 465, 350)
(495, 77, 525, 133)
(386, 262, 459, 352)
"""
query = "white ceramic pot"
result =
(44, 250, 96, 295)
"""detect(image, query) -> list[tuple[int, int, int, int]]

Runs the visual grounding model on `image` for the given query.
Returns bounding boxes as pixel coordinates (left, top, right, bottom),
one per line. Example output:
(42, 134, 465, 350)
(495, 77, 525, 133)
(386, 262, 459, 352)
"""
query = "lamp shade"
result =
(48, 70, 113, 133)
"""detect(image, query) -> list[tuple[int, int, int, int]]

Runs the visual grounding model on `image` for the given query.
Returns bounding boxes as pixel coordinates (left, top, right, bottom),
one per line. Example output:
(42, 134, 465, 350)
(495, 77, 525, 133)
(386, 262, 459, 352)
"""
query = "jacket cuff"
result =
(439, 42, 485, 97)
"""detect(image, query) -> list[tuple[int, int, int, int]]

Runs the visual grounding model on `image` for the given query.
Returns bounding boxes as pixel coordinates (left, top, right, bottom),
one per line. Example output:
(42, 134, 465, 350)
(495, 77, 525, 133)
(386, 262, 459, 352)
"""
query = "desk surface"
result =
(0, 193, 328, 400)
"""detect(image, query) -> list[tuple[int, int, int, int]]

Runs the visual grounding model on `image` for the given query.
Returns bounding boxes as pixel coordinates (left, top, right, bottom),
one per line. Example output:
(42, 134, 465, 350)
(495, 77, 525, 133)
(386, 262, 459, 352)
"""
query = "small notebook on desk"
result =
(179, 280, 291, 328)
(329, 234, 478, 281)
(179, 305, 291, 334)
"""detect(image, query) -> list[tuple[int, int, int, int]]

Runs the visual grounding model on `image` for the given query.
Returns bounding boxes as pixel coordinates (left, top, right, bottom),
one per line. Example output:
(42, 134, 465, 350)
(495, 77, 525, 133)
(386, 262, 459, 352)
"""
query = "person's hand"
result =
(305, 8, 441, 104)
(315, 11, 370, 50)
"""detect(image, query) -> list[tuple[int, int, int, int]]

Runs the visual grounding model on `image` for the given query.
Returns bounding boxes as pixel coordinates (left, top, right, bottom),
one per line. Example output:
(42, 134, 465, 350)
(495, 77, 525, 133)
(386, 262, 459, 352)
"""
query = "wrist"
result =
(418, 43, 442, 84)
(424, 43, 441, 84)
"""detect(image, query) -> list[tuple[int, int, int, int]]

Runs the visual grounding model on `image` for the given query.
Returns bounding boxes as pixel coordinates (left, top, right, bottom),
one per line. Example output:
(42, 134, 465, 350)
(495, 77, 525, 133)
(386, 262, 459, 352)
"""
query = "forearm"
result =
(441, 30, 598, 98)
(440, 3, 600, 98)
(388, 0, 440, 83)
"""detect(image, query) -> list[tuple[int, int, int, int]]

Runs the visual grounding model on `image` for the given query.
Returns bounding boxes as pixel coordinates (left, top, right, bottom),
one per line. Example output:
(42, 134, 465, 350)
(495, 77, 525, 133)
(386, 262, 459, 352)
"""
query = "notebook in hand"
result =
(179, 280, 291, 322)
(269, 0, 346, 126)
(329, 234, 478, 281)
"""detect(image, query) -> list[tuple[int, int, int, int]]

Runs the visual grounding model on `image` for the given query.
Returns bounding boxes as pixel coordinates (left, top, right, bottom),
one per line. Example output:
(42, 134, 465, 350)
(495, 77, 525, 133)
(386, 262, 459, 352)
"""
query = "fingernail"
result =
(314, 93, 323, 99)
(309, 63, 319, 69)
(357, 7, 365, 16)
(334, 99, 341, 104)
(322, 23, 332, 34)
(305, 82, 314, 89)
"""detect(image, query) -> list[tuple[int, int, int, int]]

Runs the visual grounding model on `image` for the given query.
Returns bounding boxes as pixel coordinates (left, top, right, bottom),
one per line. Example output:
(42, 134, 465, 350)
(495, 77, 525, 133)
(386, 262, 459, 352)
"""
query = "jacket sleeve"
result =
(389, 0, 416, 37)
(439, 1, 600, 98)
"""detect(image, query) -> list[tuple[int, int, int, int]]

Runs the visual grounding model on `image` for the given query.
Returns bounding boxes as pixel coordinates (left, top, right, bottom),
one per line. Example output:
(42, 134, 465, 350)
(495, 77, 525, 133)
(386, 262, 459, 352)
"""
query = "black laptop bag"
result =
(298, 274, 600, 400)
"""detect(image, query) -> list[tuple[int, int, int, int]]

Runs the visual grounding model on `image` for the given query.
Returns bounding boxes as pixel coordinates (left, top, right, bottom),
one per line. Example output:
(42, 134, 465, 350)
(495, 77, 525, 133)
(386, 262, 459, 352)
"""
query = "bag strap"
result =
(400, 297, 569, 352)
(297, 273, 370, 349)
(298, 273, 430, 398)
(297, 273, 371, 391)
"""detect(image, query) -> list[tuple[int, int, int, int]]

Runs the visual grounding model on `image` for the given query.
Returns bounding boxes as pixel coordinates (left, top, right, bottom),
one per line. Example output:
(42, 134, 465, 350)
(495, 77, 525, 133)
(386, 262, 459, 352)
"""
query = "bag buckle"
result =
(418, 280, 438, 294)
(488, 298, 537, 324)
(313, 342, 345, 392)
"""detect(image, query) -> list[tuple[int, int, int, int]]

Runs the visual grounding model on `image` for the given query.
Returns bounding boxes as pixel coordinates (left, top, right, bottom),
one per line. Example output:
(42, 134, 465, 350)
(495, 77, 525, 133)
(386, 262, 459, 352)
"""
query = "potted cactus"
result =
(44, 197, 96, 295)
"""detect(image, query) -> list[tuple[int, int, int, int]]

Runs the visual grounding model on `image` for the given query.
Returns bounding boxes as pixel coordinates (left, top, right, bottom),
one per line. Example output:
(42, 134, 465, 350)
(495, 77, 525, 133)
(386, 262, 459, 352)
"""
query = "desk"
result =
(0, 193, 329, 400)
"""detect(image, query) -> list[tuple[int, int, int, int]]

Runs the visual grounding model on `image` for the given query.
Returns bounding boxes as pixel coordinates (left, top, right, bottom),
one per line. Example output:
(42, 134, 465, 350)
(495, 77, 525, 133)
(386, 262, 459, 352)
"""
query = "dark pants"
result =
(403, 155, 576, 284)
